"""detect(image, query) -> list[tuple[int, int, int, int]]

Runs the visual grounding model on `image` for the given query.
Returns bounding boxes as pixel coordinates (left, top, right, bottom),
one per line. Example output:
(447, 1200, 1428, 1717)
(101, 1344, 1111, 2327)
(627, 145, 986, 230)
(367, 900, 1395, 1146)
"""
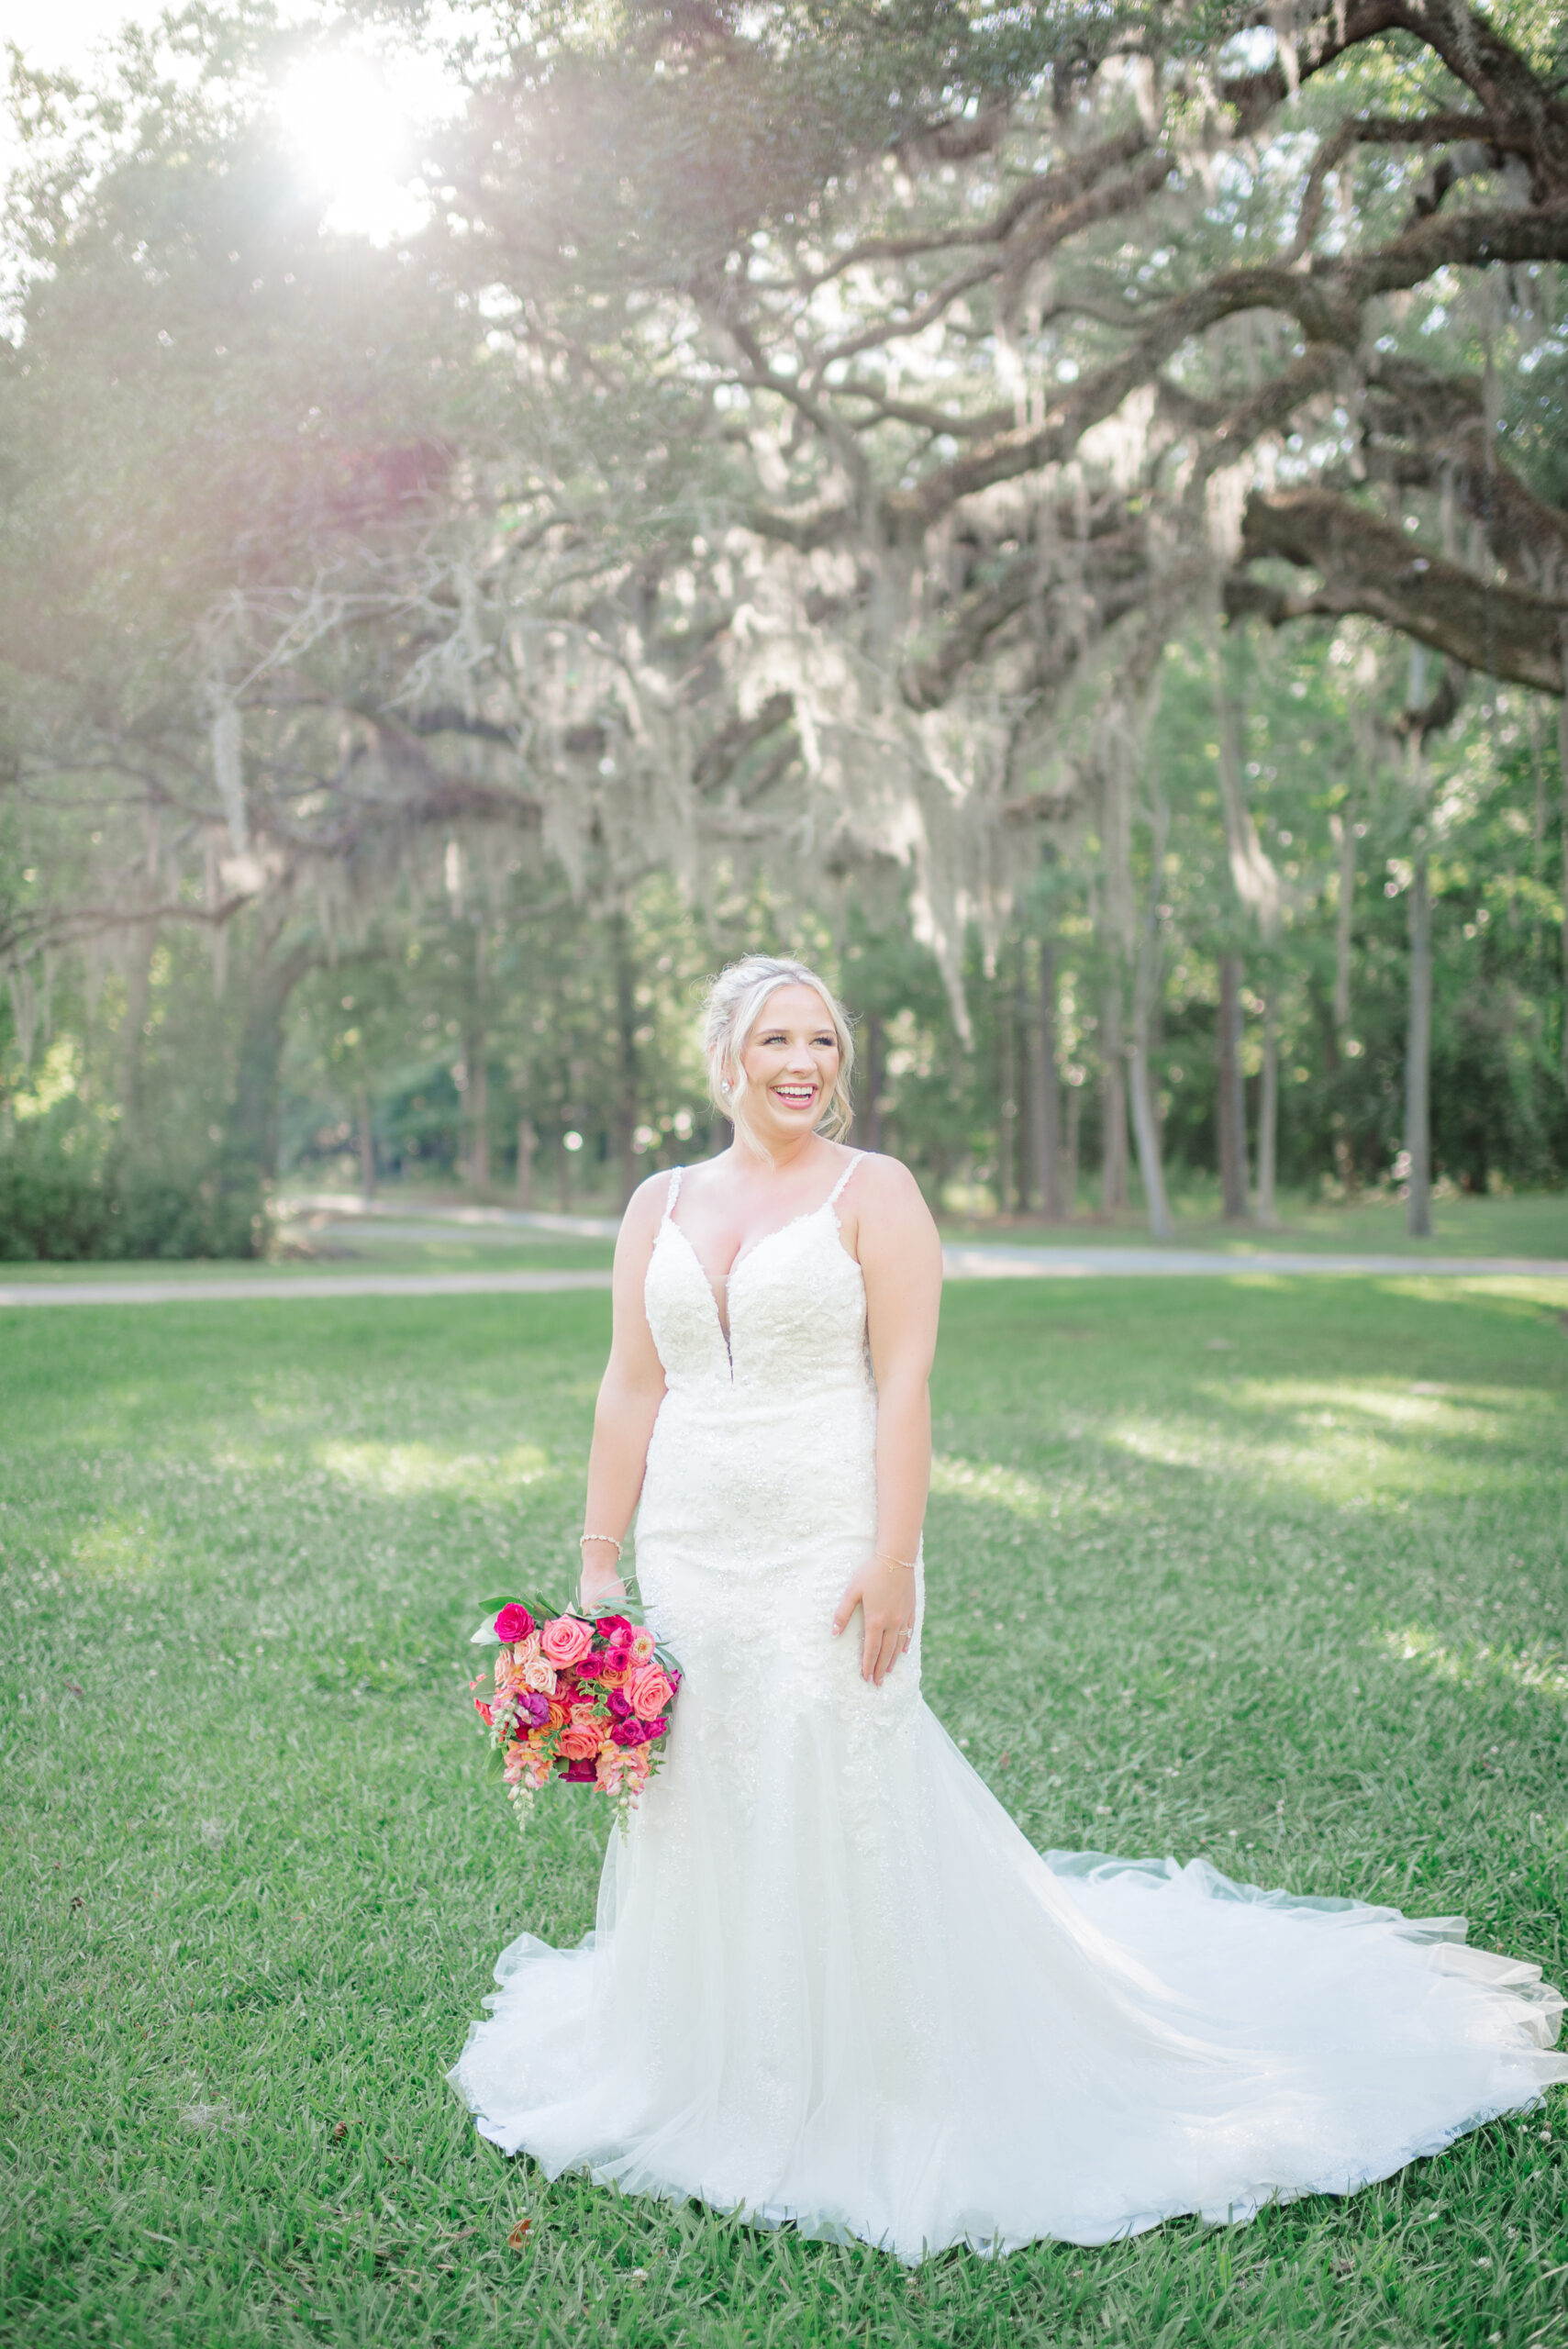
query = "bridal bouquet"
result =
(468, 1598, 681, 1834)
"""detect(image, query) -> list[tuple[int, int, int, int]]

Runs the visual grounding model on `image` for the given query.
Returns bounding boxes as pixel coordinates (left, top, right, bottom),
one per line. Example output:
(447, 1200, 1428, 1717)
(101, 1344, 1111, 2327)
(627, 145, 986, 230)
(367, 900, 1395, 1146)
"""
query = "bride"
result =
(450, 952, 1566, 2257)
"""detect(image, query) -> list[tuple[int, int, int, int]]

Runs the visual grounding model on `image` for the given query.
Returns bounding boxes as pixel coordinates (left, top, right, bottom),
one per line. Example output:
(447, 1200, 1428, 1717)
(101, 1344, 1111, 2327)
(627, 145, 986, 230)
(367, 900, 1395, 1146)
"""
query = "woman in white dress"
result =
(450, 953, 1566, 2258)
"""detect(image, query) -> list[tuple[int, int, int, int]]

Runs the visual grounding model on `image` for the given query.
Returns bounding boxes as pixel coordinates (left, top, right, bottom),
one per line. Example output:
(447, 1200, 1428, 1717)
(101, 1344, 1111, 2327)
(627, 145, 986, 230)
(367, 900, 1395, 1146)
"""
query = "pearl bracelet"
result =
(579, 1533, 624, 1557)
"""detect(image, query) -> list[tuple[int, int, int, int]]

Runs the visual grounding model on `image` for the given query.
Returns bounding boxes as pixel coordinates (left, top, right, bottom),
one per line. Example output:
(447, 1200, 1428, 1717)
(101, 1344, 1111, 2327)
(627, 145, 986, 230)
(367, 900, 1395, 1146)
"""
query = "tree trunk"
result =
(1331, 809, 1356, 1037)
(1218, 953, 1249, 1219)
(1406, 825, 1434, 1237)
(1029, 933, 1064, 1220)
(860, 1011, 884, 1153)
(356, 1085, 375, 1203)
(610, 908, 640, 1210)
(230, 939, 314, 1180)
(1127, 1041, 1171, 1239)
(998, 963, 1018, 1216)
(1063, 1081, 1081, 1217)
(555, 1127, 572, 1213)
(1099, 975, 1128, 1214)
(1128, 788, 1173, 1240)
(119, 920, 157, 1148)
(1254, 987, 1281, 1229)
(465, 926, 490, 1191)
(1560, 674, 1568, 1095)
(516, 1114, 536, 1209)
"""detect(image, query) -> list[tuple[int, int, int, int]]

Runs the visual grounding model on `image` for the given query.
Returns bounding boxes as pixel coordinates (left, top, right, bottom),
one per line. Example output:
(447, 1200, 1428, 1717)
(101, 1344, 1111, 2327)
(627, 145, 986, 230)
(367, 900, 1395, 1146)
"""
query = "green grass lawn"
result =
(941, 1187, 1568, 1260)
(0, 1237, 617, 1282)
(3, 1279, 1566, 2348)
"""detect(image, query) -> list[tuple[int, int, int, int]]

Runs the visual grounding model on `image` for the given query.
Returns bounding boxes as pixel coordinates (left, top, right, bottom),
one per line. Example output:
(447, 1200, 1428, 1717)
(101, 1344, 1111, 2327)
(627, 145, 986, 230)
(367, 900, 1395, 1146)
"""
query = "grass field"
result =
(940, 1189, 1568, 1260)
(3, 1277, 1567, 2347)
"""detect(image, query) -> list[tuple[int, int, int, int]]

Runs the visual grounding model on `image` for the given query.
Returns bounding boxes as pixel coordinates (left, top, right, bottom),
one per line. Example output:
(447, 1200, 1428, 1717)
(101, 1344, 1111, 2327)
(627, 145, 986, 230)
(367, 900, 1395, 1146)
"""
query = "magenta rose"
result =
(595, 1615, 633, 1640)
(627, 1663, 674, 1721)
(573, 1651, 603, 1678)
(494, 1603, 534, 1643)
(561, 1757, 598, 1783)
(606, 1689, 632, 1720)
(539, 1614, 594, 1668)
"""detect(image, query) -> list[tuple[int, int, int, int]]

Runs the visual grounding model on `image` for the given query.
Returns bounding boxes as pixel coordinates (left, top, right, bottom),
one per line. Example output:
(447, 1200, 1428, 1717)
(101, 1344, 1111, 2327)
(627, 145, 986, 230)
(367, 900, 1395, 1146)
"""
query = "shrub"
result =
(0, 1127, 266, 1261)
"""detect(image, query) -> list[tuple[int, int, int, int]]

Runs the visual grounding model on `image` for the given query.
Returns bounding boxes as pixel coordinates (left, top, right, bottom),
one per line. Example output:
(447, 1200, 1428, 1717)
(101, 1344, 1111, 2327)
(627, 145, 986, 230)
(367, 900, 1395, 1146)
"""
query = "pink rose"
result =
(521, 1656, 558, 1695)
(627, 1663, 673, 1721)
(512, 1631, 541, 1665)
(494, 1603, 534, 1643)
(539, 1615, 594, 1668)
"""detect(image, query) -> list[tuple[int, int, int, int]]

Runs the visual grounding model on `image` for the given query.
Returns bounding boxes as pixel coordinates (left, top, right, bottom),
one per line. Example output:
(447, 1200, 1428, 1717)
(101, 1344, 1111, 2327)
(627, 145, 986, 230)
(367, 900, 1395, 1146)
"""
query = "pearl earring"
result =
(720, 1079, 732, 1094)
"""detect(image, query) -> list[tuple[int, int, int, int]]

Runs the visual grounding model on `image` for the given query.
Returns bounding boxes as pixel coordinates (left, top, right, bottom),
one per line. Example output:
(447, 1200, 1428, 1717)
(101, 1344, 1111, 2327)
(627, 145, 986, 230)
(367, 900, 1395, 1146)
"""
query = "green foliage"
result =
(3, 1278, 1566, 2343)
(0, 1113, 264, 1260)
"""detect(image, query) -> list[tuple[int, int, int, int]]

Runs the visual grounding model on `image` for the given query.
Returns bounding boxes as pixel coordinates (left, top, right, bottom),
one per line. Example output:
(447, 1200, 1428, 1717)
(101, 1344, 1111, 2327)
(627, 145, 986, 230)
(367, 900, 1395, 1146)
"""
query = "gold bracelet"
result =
(874, 1550, 917, 1571)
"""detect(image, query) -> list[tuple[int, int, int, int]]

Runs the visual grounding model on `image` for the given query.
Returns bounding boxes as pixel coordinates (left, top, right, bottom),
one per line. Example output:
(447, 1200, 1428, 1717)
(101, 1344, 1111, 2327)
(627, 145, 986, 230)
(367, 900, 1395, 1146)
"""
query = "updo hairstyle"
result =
(700, 956, 856, 1141)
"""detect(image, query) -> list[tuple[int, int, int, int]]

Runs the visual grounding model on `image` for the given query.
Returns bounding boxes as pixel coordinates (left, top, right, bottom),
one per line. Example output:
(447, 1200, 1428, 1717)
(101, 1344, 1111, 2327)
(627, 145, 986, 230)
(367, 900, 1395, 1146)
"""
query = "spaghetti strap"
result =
(661, 1166, 684, 1226)
(826, 1151, 862, 1211)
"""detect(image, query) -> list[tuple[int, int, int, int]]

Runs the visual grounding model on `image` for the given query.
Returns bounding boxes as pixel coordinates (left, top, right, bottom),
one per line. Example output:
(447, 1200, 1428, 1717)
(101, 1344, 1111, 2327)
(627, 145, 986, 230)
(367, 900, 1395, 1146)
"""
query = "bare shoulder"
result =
(617, 1169, 673, 1253)
(847, 1151, 939, 1240)
(851, 1149, 931, 1209)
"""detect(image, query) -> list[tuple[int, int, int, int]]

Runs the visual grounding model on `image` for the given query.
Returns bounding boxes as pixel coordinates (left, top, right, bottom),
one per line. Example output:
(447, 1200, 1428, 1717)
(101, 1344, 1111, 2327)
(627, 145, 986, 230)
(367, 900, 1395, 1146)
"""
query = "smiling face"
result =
(734, 983, 842, 1149)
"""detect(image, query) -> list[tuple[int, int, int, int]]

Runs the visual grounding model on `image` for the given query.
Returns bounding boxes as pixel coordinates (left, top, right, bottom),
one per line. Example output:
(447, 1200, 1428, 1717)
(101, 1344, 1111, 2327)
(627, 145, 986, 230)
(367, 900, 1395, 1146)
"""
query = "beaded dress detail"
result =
(450, 1155, 1567, 2259)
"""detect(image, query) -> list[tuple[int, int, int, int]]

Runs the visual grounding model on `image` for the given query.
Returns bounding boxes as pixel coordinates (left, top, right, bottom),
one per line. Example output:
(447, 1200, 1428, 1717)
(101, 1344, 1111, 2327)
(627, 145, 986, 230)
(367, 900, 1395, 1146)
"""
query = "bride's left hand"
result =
(831, 1560, 915, 1687)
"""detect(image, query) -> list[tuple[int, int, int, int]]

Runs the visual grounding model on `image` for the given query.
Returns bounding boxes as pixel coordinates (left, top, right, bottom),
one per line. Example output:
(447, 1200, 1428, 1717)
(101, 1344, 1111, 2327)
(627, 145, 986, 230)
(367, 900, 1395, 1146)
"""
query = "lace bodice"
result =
(643, 1157, 871, 1399)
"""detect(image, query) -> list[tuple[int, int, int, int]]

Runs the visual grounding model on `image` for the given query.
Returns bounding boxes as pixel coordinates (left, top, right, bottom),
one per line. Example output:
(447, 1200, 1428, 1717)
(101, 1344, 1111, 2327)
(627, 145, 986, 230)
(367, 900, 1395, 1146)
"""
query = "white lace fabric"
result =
(450, 1158, 1568, 2259)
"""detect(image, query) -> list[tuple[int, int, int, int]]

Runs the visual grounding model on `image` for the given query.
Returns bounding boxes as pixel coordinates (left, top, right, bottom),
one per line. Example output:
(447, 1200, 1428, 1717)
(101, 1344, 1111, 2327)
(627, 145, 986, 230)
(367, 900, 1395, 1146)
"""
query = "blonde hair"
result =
(701, 956, 855, 1141)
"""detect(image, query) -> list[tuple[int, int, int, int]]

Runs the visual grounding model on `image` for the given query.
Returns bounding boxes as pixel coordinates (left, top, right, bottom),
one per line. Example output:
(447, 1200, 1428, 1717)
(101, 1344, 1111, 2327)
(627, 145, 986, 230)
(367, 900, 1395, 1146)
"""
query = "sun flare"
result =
(276, 50, 427, 244)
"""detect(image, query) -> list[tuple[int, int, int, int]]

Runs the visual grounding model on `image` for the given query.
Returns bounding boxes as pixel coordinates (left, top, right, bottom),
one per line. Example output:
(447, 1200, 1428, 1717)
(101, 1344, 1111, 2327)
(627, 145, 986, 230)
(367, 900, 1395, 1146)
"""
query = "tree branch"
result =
(1240, 485, 1567, 692)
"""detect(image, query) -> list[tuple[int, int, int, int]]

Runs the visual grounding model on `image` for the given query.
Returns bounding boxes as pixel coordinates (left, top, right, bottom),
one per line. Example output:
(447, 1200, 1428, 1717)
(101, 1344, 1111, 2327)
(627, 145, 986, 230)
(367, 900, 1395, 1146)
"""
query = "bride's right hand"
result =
(831, 1559, 915, 1687)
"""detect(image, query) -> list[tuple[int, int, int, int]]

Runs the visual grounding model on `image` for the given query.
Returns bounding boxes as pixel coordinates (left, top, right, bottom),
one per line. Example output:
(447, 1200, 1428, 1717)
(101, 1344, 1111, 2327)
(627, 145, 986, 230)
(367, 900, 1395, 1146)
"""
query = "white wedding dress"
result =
(450, 1155, 1567, 2258)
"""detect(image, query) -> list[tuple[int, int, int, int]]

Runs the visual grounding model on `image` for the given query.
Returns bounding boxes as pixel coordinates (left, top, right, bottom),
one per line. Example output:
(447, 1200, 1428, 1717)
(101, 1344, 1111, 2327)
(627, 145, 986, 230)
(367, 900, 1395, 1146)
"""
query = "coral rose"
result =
(494, 1603, 534, 1643)
(545, 1698, 569, 1729)
(627, 1663, 674, 1720)
(539, 1615, 594, 1668)
(559, 1719, 606, 1760)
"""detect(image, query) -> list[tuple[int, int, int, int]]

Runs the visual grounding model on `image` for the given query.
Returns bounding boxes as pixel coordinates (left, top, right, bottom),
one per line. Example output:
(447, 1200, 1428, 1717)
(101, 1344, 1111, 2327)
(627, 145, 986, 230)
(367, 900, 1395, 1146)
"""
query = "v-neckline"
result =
(662, 1203, 835, 1362)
